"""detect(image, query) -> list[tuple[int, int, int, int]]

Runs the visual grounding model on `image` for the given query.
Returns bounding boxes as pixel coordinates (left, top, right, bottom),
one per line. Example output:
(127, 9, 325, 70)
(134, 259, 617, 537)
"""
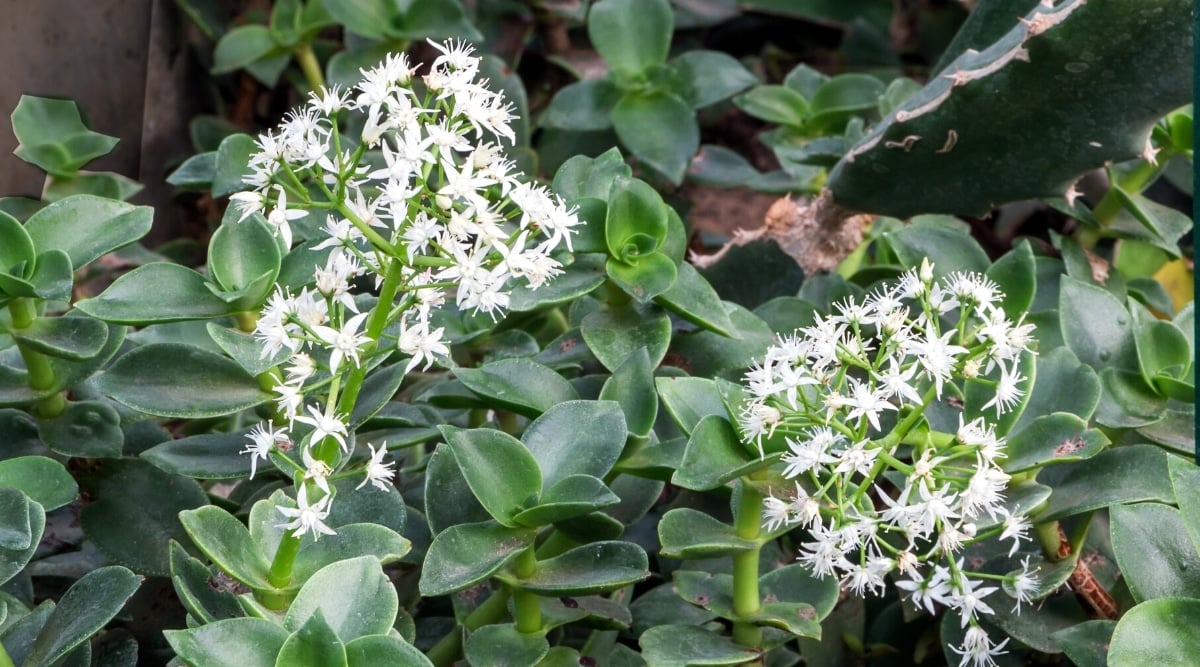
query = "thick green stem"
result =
(731, 477, 764, 650)
(336, 258, 404, 419)
(294, 42, 326, 92)
(8, 298, 66, 418)
(1092, 159, 1166, 226)
(425, 588, 512, 666)
(1033, 519, 1066, 561)
(267, 531, 302, 589)
(511, 547, 542, 634)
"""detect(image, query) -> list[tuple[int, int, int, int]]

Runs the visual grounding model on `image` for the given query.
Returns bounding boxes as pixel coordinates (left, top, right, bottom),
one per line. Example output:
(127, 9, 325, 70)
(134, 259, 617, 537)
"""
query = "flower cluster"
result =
(741, 260, 1038, 667)
(235, 41, 577, 539)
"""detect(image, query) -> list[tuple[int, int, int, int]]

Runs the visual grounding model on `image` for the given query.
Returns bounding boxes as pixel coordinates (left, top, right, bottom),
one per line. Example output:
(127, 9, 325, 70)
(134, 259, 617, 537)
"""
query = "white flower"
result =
(1000, 512, 1031, 557)
(312, 311, 371, 374)
(952, 625, 1009, 667)
(1009, 555, 1039, 613)
(951, 575, 998, 626)
(980, 363, 1026, 416)
(241, 423, 288, 479)
(357, 442, 397, 491)
(295, 405, 350, 452)
(904, 328, 968, 399)
(895, 565, 952, 615)
(960, 460, 1009, 520)
(301, 446, 332, 495)
(398, 320, 450, 373)
(276, 485, 336, 540)
(843, 378, 897, 432)
(265, 186, 307, 248)
(762, 496, 791, 532)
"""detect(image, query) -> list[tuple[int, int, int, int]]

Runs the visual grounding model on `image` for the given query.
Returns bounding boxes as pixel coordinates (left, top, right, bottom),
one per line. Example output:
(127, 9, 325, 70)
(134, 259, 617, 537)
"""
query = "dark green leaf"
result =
(1110, 503, 1200, 603)
(805, 73, 884, 132)
(611, 91, 699, 185)
(581, 303, 672, 372)
(276, 610, 348, 667)
(209, 216, 281, 292)
(986, 239, 1037, 320)
(212, 134, 258, 198)
(441, 426, 542, 527)
(207, 323, 286, 377)
(97, 343, 270, 418)
(1060, 276, 1137, 371)
(607, 252, 678, 304)
(454, 358, 578, 418)
(142, 431, 251, 479)
(1011, 347, 1101, 431)
(0, 456, 76, 511)
(673, 415, 774, 491)
(655, 376, 726, 435)
(686, 145, 760, 187)
(1052, 620, 1114, 667)
(0, 489, 42, 585)
(169, 541, 242, 624)
(509, 254, 606, 312)
(1093, 367, 1168, 428)
(422, 443, 490, 534)
(502, 541, 648, 595)
(164, 618, 289, 667)
(37, 400, 124, 458)
(640, 624, 760, 666)
(79, 459, 209, 576)
(166, 151, 217, 189)
(212, 25, 280, 74)
(464, 623, 549, 667)
(419, 521, 534, 596)
(23, 195, 152, 270)
(521, 400, 627, 488)
(286, 556, 397, 642)
(600, 348, 658, 437)
(23, 566, 141, 667)
(734, 85, 809, 126)
(587, 0, 672, 75)
(658, 508, 755, 559)
(345, 635, 432, 667)
(9, 316, 107, 361)
(605, 175, 667, 257)
(540, 80, 620, 131)
(881, 223, 989, 278)
(513, 474, 620, 527)
(1002, 413, 1109, 473)
(291, 523, 411, 584)
(75, 263, 240, 324)
(1130, 298, 1191, 386)
(656, 262, 737, 337)
(1036, 445, 1174, 522)
(11, 96, 118, 175)
(179, 505, 272, 590)
(1108, 598, 1200, 666)
(667, 50, 758, 109)
(0, 211, 34, 274)
(393, 0, 482, 41)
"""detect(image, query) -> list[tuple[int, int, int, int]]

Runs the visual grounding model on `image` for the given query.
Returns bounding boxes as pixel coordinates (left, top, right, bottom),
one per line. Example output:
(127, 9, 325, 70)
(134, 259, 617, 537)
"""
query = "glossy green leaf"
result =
(761, 563, 840, 621)
(23, 195, 151, 270)
(97, 343, 270, 418)
(673, 415, 775, 491)
(882, 223, 989, 278)
(1002, 413, 1109, 473)
(1111, 185, 1193, 257)
(207, 323, 286, 377)
(504, 541, 648, 595)
(142, 430, 253, 479)
(0, 456, 76, 511)
(209, 215, 281, 292)
(464, 623, 549, 667)
(422, 443, 490, 534)
(11, 96, 119, 175)
(666, 50, 758, 109)
(212, 25, 278, 73)
(1011, 347, 1100, 431)
(419, 520, 534, 596)
(671, 304, 778, 381)
(612, 91, 699, 185)
(513, 474, 619, 527)
(986, 239, 1037, 320)
(605, 176, 666, 258)
(521, 400, 627, 490)
(285, 555, 397, 642)
(0, 323, 124, 406)
(734, 85, 809, 127)
(292, 523, 411, 583)
(76, 262, 240, 324)
(37, 400, 124, 458)
(1052, 620, 1114, 667)
(1036, 444, 1174, 522)
(540, 80, 620, 131)
(686, 145, 760, 187)
(600, 348, 658, 437)
(454, 357, 578, 418)
(165, 618, 289, 667)
(1060, 276, 1138, 371)
(276, 610, 348, 667)
(212, 134, 259, 198)
(1169, 457, 1200, 558)
(27, 249, 72, 301)
(588, 0, 672, 74)
(345, 635, 432, 667)
(607, 252, 678, 304)
(1093, 367, 1168, 428)
(1108, 598, 1200, 666)
(1110, 502, 1200, 603)
(509, 253, 607, 312)
(1130, 299, 1191, 387)
(805, 73, 885, 132)
(640, 624, 759, 666)
(392, 0, 481, 41)
(655, 376, 726, 435)
(551, 148, 632, 202)
(79, 459, 209, 576)
(179, 505, 272, 590)
(168, 541, 242, 625)
(166, 151, 216, 189)
(22, 566, 141, 667)
(656, 262, 737, 337)
(581, 303, 672, 372)
(658, 508, 755, 559)
(0, 211, 34, 275)
(0, 489, 42, 585)
(441, 425, 542, 527)
(9, 316, 107, 361)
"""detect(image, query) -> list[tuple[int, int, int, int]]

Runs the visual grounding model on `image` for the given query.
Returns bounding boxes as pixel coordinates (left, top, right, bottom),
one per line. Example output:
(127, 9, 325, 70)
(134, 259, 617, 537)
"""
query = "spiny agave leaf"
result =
(828, 0, 1192, 217)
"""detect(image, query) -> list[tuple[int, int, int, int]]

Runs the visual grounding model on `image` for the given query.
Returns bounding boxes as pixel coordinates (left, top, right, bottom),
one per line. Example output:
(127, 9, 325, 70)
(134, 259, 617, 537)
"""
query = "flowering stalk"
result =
(228, 41, 579, 590)
(740, 260, 1040, 667)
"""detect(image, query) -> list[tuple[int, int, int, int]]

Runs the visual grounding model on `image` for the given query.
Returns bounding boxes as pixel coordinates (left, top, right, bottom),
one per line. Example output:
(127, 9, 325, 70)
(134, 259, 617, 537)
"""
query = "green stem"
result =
(7, 298, 66, 418)
(267, 531, 302, 590)
(234, 310, 259, 333)
(425, 588, 512, 666)
(336, 258, 404, 417)
(1033, 519, 1066, 561)
(0, 637, 13, 667)
(511, 547, 542, 634)
(731, 477, 764, 650)
(294, 42, 326, 92)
